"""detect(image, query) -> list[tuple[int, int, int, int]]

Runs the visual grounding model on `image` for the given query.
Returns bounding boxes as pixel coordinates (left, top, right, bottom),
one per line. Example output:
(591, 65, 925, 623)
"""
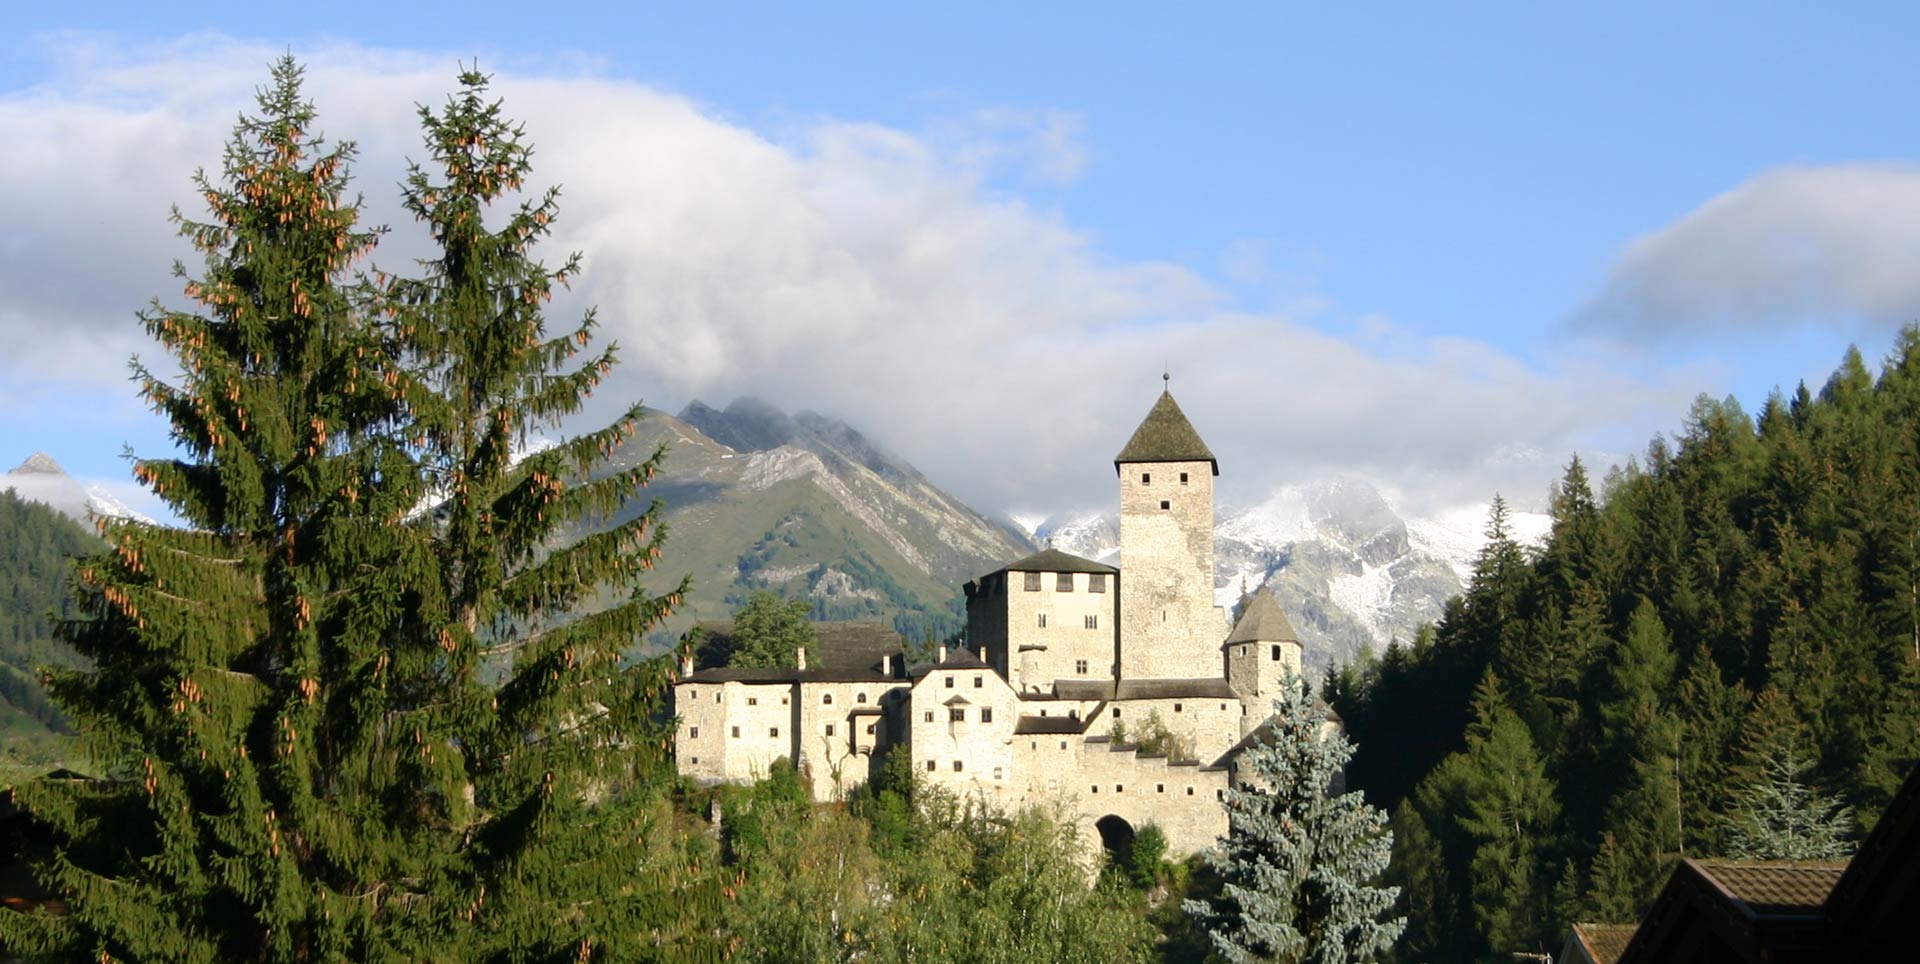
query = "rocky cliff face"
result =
(573, 400, 1035, 649)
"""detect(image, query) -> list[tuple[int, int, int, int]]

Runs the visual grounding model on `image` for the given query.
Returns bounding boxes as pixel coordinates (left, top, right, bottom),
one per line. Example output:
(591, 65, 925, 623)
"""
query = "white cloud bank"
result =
(1576, 164, 1920, 338)
(0, 33, 1696, 519)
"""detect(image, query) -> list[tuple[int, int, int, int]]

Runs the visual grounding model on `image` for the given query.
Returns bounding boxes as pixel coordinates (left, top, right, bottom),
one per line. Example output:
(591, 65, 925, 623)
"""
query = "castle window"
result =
(1037, 613, 1047, 628)
(1089, 573, 1106, 593)
(1157, 783, 1165, 793)
(1217, 789, 1226, 800)
(1112, 707, 1121, 719)
(1085, 614, 1098, 629)
(924, 711, 934, 723)
(857, 692, 867, 704)
(731, 727, 740, 738)
(1221, 703, 1228, 711)
(1272, 645, 1282, 661)
(981, 708, 994, 723)
(1091, 785, 1098, 794)
(1069, 709, 1079, 720)
(866, 723, 876, 735)
(782, 697, 789, 705)
(1173, 703, 1182, 713)
(1040, 709, 1048, 717)
(1180, 472, 1189, 484)
(689, 757, 698, 764)
(945, 675, 954, 688)
(825, 724, 835, 737)
(1057, 572, 1073, 592)
(769, 727, 778, 738)
(1060, 741, 1067, 750)
(1141, 472, 1151, 484)
(823, 693, 833, 705)
(1187, 786, 1194, 796)
(993, 766, 1003, 780)
(974, 675, 983, 688)
(927, 760, 936, 772)
(950, 708, 966, 722)
(953, 760, 963, 772)
(1023, 571, 1042, 592)
(1115, 784, 1124, 793)
(1160, 500, 1171, 510)
(747, 698, 757, 706)
(715, 693, 720, 703)
(1075, 659, 1088, 674)
(689, 726, 700, 738)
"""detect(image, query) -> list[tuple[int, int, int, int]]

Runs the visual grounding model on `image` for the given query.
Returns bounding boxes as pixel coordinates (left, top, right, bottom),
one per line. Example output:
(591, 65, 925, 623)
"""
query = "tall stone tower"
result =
(1116, 387, 1225, 679)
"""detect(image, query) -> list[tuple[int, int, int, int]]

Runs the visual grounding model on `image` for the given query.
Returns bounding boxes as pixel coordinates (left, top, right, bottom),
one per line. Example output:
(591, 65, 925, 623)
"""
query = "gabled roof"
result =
(1114, 390, 1218, 475)
(998, 548, 1117, 576)
(1225, 590, 1301, 645)
(1562, 923, 1639, 964)
(1014, 716, 1086, 735)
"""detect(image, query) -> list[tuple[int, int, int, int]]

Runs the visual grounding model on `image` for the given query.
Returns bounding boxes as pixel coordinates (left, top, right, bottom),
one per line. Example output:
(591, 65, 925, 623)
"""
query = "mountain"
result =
(575, 399, 1035, 649)
(1034, 480, 1551, 675)
(2, 454, 151, 526)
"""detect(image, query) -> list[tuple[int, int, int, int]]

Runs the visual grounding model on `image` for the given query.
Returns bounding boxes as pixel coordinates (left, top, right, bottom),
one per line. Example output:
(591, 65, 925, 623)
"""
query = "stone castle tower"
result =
(1224, 589, 1302, 733)
(1115, 388, 1227, 680)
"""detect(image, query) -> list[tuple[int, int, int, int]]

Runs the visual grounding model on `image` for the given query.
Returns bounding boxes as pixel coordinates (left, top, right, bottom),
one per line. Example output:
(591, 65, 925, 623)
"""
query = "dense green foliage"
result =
(0, 491, 97, 762)
(1186, 676, 1402, 964)
(1330, 336, 1920, 960)
(723, 590, 816, 668)
(0, 61, 719, 962)
(712, 755, 1159, 964)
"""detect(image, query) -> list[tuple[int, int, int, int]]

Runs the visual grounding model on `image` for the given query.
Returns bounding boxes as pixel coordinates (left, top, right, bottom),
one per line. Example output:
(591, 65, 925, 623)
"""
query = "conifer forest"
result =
(1, 56, 1918, 963)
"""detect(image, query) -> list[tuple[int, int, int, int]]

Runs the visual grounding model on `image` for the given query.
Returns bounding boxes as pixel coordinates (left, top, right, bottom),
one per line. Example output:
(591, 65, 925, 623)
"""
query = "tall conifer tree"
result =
(0, 59, 424, 962)
(379, 68, 717, 961)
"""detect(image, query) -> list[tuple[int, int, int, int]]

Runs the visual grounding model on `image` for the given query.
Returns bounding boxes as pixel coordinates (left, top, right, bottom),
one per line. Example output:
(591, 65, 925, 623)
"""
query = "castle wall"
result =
(1117, 459, 1227, 680)
(1002, 569, 1118, 693)
(910, 665, 1022, 802)
(674, 680, 800, 785)
(794, 680, 913, 800)
(1039, 739, 1230, 858)
(1225, 639, 1302, 733)
(1101, 696, 1248, 765)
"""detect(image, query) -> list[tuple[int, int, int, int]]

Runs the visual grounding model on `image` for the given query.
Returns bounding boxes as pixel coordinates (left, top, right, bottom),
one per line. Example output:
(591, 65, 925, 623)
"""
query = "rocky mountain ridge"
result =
(1033, 480, 1551, 674)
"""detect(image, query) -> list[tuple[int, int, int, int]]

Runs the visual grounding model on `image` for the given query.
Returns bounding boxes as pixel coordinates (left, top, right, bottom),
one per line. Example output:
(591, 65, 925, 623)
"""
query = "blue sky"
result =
(5, 3, 1920, 520)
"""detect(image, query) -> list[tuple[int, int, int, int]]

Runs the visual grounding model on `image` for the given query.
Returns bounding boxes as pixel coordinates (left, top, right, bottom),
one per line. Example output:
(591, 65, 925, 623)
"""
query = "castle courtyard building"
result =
(673, 388, 1310, 857)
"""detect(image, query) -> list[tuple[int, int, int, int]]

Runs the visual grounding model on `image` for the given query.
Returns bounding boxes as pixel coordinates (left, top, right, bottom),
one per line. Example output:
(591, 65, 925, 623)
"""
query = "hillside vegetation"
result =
(1329, 335, 1920, 961)
(0, 489, 94, 767)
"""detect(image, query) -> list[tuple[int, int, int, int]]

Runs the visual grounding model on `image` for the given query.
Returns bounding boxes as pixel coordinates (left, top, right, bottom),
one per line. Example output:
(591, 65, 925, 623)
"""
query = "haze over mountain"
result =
(2, 454, 149, 526)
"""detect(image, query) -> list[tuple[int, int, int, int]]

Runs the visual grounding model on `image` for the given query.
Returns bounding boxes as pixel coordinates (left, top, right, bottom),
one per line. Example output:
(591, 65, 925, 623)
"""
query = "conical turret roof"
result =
(1114, 390, 1217, 475)
(1225, 589, 1300, 645)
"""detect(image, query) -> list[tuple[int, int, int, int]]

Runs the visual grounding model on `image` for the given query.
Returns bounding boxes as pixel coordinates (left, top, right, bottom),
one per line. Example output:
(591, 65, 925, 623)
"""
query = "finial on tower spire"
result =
(1163, 369, 1171, 390)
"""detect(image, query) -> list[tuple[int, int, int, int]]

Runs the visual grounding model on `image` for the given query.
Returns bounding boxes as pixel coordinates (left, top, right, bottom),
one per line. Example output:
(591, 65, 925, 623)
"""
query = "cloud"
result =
(1575, 164, 1920, 338)
(0, 32, 1694, 520)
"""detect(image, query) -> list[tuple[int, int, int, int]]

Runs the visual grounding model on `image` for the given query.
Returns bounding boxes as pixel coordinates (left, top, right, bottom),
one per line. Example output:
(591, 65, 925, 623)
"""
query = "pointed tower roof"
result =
(1225, 589, 1300, 646)
(1114, 390, 1217, 475)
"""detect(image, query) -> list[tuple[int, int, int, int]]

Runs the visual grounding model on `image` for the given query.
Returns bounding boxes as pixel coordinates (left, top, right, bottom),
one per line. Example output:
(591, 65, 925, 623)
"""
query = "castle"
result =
(671, 388, 1308, 856)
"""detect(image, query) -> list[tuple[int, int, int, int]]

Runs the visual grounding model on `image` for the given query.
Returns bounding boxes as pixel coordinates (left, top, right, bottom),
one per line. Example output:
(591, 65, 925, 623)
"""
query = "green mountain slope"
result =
(0, 489, 97, 767)
(573, 400, 1034, 651)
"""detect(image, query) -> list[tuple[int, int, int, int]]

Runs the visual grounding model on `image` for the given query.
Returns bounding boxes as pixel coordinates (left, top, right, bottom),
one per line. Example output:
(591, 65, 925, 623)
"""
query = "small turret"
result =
(1223, 588, 1301, 721)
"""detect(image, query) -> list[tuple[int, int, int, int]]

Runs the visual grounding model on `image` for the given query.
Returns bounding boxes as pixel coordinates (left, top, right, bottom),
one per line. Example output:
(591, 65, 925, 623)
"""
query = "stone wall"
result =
(910, 664, 1022, 801)
(1117, 458, 1226, 680)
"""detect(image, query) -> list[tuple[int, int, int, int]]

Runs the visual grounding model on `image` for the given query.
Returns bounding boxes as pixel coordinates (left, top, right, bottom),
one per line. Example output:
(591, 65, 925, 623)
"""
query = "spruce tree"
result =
(379, 68, 718, 961)
(1184, 676, 1403, 964)
(0, 59, 422, 961)
(1455, 674, 1559, 958)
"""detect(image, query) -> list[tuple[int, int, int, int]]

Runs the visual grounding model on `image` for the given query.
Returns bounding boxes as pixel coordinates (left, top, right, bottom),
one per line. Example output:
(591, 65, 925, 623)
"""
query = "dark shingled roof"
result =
(1044, 677, 1239, 701)
(680, 619, 906, 683)
(909, 647, 992, 678)
(1564, 923, 1638, 964)
(997, 548, 1117, 576)
(1114, 390, 1217, 475)
(1225, 590, 1301, 645)
(1014, 716, 1086, 735)
(1692, 860, 1846, 917)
